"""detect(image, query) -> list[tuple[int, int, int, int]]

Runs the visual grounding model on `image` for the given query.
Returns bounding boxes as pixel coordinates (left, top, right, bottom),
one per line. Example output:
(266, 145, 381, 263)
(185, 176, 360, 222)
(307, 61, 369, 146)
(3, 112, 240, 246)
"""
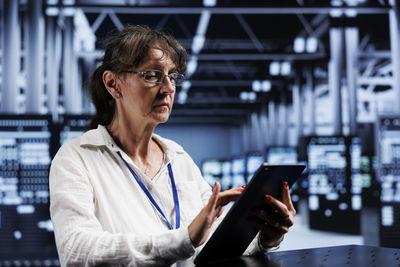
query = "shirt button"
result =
(148, 185, 152, 190)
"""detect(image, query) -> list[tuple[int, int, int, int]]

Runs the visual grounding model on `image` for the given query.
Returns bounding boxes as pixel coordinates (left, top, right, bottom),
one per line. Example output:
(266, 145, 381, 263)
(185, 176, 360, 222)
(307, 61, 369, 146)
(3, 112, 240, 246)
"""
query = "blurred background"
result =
(0, 0, 400, 265)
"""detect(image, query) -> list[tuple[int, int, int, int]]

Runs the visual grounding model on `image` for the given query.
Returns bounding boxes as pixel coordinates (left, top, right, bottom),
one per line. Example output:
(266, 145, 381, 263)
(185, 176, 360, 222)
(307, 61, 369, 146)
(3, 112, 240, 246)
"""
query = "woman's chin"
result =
(153, 113, 171, 124)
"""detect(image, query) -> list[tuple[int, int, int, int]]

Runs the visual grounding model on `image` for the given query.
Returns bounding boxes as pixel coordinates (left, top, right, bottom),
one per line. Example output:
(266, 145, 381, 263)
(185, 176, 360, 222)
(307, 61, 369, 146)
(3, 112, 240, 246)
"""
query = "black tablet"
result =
(194, 163, 306, 265)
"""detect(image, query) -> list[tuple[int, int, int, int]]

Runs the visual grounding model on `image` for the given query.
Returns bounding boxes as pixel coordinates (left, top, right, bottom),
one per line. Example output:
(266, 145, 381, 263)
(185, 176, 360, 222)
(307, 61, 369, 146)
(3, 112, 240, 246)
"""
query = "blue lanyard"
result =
(117, 151, 180, 230)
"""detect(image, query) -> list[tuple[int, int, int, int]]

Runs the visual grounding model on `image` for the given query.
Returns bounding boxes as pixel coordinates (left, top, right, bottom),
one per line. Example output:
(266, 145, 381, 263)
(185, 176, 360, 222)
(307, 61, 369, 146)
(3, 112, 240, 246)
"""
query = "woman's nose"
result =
(160, 76, 176, 94)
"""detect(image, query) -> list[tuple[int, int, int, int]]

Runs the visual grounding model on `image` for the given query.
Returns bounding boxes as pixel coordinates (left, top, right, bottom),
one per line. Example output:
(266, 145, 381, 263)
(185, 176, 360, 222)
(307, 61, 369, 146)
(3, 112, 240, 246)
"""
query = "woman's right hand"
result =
(188, 182, 243, 247)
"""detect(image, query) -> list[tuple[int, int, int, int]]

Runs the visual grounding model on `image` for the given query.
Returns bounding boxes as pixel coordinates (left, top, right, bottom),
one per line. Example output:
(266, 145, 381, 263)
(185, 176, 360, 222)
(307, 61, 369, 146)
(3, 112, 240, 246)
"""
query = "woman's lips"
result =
(154, 103, 169, 109)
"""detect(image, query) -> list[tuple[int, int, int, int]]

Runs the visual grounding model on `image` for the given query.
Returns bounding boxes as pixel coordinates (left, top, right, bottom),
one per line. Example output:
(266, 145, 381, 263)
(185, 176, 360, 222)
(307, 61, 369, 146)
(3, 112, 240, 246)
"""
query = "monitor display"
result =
(246, 153, 264, 174)
(246, 152, 264, 183)
(376, 116, 400, 248)
(231, 156, 245, 189)
(201, 159, 223, 187)
(221, 161, 232, 175)
(376, 117, 400, 203)
(201, 160, 222, 176)
(221, 174, 233, 191)
(307, 137, 347, 196)
(231, 156, 245, 174)
(266, 146, 297, 164)
(232, 174, 246, 189)
(350, 137, 363, 196)
(220, 161, 232, 190)
(59, 115, 91, 145)
(306, 136, 361, 235)
(0, 115, 58, 260)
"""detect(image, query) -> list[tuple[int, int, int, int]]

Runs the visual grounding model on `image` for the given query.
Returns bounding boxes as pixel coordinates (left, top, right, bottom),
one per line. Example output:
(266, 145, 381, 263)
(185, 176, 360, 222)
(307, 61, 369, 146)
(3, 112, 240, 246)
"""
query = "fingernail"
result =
(241, 185, 246, 188)
(284, 181, 289, 189)
(266, 195, 272, 201)
(239, 188, 244, 192)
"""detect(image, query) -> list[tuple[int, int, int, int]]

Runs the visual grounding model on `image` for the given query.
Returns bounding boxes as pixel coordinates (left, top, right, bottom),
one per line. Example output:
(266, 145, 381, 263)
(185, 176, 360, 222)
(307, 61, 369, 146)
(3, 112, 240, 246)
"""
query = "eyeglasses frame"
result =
(120, 69, 185, 87)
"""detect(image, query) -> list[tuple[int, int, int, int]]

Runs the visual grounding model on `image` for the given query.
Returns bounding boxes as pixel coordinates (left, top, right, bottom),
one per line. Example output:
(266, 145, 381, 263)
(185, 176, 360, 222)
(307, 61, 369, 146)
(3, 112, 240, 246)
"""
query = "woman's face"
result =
(117, 47, 177, 126)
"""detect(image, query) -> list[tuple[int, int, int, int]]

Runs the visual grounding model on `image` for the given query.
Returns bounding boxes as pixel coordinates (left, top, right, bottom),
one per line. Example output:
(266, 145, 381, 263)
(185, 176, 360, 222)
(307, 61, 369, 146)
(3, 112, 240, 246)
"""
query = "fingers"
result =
(263, 197, 294, 228)
(281, 181, 296, 216)
(264, 194, 290, 218)
(217, 187, 243, 206)
(206, 182, 220, 212)
(247, 212, 288, 249)
(259, 181, 297, 228)
(264, 182, 296, 216)
(217, 206, 224, 218)
(253, 207, 293, 228)
(247, 215, 288, 235)
(187, 182, 225, 248)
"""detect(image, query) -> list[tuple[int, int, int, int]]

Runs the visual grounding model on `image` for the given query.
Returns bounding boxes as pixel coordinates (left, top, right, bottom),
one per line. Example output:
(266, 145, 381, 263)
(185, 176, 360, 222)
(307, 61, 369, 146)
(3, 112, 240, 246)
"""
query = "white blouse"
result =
(49, 125, 262, 267)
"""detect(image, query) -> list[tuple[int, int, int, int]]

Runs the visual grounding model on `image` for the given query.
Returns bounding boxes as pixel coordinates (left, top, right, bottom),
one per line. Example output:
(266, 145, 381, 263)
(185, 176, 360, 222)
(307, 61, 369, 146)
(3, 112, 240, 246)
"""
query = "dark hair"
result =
(88, 25, 187, 129)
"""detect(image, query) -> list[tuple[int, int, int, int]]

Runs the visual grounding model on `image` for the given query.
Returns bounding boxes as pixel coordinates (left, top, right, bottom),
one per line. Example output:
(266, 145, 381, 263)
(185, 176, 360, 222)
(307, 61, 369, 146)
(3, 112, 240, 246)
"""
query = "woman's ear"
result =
(103, 70, 121, 98)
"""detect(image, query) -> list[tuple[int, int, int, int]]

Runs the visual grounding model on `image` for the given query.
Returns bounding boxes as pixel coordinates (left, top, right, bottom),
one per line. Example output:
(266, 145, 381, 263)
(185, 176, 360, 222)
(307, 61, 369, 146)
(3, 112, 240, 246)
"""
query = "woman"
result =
(49, 25, 296, 266)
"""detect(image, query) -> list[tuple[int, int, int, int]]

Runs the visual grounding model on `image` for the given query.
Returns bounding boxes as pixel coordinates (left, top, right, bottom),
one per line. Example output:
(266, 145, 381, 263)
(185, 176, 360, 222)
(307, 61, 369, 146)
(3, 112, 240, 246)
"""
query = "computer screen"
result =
(231, 156, 246, 188)
(307, 137, 347, 196)
(306, 136, 361, 234)
(376, 116, 400, 248)
(201, 159, 223, 187)
(58, 115, 92, 145)
(246, 152, 265, 183)
(201, 159, 232, 191)
(376, 116, 400, 203)
(231, 156, 245, 174)
(220, 160, 232, 190)
(201, 160, 222, 176)
(266, 146, 298, 164)
(350, 137, 363, 197)
(0, 115, 58, 261)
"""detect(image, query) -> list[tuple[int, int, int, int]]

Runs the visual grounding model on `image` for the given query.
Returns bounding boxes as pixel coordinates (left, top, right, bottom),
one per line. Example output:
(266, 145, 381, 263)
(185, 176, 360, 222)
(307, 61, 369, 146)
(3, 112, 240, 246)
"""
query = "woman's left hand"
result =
(247, 181, 296, 249)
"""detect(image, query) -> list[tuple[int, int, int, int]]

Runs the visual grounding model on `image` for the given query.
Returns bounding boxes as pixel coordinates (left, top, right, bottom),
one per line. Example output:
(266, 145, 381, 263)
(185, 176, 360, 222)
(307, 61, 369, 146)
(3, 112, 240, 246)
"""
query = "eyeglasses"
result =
(121, 69, 185, 87)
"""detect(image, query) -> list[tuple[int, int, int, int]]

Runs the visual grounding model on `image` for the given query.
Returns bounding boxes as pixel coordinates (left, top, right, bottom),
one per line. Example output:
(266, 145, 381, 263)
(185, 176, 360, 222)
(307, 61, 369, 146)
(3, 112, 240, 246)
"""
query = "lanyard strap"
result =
(117, 151, 180, 230)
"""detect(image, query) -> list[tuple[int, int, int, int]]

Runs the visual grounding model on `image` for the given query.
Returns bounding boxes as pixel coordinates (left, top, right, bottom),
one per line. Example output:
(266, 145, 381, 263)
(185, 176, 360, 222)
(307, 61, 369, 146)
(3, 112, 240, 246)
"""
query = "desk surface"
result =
(182, 245, 400, 267)
(1, 245, 399, 266)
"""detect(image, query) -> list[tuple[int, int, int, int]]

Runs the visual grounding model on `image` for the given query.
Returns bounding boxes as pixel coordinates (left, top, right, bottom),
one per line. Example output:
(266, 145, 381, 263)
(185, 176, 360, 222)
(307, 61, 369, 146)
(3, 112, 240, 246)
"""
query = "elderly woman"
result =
(49, 25, 296, 266)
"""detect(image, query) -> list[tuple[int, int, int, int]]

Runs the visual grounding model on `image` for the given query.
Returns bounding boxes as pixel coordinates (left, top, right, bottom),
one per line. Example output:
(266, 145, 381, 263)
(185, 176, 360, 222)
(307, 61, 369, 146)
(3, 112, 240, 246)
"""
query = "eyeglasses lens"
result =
(142, 70, 184, 86)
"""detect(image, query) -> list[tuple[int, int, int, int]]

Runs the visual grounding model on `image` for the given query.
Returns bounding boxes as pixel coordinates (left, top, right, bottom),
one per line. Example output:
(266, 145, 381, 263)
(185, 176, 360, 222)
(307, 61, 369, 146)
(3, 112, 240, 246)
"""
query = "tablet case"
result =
(194, 163, 306, 265)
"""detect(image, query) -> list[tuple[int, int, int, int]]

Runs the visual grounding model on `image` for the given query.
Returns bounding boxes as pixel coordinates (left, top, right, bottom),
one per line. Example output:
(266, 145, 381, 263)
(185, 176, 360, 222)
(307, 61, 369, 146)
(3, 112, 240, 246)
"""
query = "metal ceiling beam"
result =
(55, 6, 390, 14)
(189, 80, 286, 87)
(173, 15, 193, 39)
(156, 14, 170, 30)
(224, 60, 243, 80)
(296, 13, 314, 36)
(91, 10, 107, 33)
(76, 50, 326, 60)
(358, 77, 393, 85)
(196, 52, 326, 60)
(359, 50, 391, 58)
(234, 14, 264, 52)
(108, 10, 124, 31)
